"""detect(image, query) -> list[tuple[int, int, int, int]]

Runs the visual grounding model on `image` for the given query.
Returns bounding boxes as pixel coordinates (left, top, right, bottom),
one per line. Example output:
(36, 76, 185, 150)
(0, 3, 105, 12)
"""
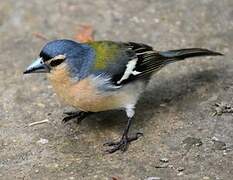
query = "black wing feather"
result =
(92, 41, 222, 87)
(111, 42, 167, 85)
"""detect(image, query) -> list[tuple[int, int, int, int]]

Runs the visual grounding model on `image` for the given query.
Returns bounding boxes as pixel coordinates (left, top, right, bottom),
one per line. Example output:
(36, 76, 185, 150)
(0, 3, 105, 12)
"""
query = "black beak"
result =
(24, 58, 50, 74)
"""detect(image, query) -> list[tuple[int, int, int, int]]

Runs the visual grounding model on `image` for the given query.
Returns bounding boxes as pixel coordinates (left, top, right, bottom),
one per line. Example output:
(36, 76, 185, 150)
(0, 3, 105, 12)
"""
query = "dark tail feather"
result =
(159, 48, 223, 61)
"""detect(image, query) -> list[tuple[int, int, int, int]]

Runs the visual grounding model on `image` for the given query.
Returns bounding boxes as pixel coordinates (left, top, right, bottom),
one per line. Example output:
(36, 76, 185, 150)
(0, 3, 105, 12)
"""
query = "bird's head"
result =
(24, 39, 85, 74)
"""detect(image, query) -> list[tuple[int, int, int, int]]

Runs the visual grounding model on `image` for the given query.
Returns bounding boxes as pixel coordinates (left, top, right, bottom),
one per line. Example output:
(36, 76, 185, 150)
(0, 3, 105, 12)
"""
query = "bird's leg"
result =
(62, 111, 92, 124)
(104, 118, 143, 153)
(104, 106, 143, 153)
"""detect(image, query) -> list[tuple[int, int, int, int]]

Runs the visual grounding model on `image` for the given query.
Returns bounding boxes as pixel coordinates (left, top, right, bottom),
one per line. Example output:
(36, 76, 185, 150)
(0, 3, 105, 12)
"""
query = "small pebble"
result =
(177, 167, 185, 172)
(155, 163, 169, 168)
(37, 103, 45, 108)
(35, 169, 39, 173)
(203, 176, 210, 180)
(160, 158, 169, 163)
(211, 136, 219, 141)
(37, 138, 49, 144)
(168, 164, 174, 168)
(159, 103, 166, 107)
(177, 172, 184, 176)
(146, 177, 161, 180)
(154, 18, 160, 23)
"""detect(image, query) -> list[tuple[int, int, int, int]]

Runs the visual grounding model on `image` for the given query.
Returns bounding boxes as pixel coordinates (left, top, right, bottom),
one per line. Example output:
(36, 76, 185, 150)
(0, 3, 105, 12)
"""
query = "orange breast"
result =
(47, 66, 128, 112)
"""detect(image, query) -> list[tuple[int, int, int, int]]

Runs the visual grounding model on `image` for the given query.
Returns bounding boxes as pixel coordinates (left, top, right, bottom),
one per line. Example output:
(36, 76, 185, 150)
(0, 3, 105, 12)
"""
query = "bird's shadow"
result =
(79, 67, 223, 133)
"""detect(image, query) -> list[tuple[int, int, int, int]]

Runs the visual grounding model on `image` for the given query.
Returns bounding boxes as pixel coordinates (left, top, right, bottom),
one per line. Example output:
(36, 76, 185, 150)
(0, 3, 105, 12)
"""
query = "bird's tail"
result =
(159, 48, 223, 63)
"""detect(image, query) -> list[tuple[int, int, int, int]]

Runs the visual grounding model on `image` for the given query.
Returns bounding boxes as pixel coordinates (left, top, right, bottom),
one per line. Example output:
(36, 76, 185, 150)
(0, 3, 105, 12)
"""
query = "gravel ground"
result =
(0, 0, 233, 179)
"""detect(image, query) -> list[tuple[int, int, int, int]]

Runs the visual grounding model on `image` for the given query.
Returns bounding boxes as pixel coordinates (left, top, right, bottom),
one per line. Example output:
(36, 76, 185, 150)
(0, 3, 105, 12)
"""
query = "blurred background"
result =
(0, 0, 232, 179)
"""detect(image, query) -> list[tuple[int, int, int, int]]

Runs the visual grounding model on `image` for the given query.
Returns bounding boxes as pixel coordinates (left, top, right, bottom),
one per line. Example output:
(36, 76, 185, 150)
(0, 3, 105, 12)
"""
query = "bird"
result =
(24, 39, 222, 153)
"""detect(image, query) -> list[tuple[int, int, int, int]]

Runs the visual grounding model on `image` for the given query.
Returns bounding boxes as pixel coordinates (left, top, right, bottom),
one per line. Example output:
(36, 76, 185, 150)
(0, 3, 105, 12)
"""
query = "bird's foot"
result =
(103, 132, 143, 154)
(62, 111, 91, 124)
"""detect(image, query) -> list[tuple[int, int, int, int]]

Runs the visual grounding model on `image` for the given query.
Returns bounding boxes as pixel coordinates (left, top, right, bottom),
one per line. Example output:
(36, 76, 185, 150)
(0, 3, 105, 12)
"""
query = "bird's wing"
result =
(86, 41, 222, 91)
(87, 41, 167, 88)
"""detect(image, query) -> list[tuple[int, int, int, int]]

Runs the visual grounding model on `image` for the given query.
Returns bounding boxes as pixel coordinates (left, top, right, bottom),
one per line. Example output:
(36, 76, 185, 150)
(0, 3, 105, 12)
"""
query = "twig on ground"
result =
(28, 119, 50, 127)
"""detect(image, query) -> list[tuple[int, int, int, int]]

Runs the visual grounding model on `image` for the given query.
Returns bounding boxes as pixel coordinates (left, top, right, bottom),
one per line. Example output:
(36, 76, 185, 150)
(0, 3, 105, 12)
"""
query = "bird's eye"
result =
(49, 59, 64, 67)
(47, 54, 66, 67)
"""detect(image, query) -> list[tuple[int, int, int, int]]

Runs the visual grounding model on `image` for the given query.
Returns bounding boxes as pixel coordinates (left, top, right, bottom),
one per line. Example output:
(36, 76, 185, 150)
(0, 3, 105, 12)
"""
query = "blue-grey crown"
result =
(39, 39, 84, 61)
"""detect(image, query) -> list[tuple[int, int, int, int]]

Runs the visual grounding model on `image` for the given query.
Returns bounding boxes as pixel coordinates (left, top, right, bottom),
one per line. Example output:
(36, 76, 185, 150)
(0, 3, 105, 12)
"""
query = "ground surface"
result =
(0, 0, 233, 179)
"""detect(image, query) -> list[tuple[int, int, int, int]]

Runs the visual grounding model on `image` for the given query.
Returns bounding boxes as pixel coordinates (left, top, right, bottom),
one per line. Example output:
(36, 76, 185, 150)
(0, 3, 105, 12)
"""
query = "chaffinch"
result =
(24, 39, 222, 153)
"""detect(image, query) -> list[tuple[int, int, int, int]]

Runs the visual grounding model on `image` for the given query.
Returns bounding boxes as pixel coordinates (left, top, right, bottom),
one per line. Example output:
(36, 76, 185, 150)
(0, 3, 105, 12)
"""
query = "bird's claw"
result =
(103, 132, 143, 154)
(63, 111, 77, 116)
(62, 111, 90, 124)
